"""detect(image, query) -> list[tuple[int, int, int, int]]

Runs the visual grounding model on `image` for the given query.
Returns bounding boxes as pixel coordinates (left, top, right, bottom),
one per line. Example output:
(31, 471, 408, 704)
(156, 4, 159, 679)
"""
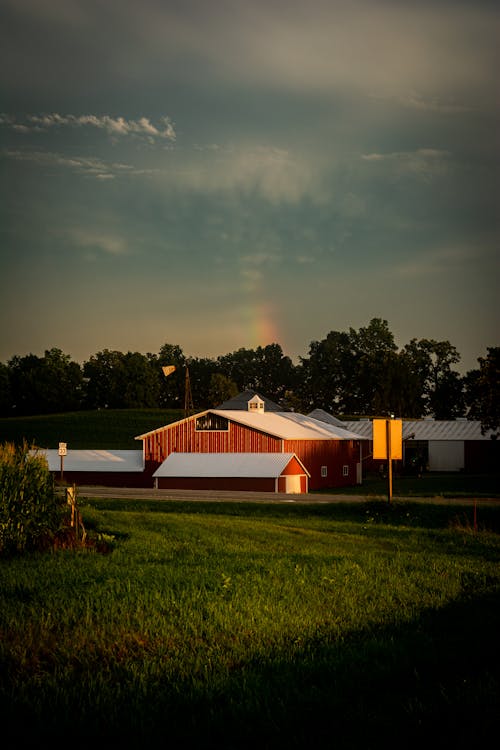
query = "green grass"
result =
(0, 409, 182, 449)
(321, 471, 500, 499)
(1, 498, 499, 747)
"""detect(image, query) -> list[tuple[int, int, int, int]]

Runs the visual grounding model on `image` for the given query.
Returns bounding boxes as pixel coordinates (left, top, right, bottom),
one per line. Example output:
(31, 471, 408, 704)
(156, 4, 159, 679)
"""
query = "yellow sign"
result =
(162, 365, 176, 377)
(372, 419, 403, 460)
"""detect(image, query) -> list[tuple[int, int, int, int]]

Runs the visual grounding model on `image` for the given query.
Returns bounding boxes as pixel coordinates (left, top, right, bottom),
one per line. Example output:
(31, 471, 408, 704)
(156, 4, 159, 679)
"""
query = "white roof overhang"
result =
(153, 452, 310, 478)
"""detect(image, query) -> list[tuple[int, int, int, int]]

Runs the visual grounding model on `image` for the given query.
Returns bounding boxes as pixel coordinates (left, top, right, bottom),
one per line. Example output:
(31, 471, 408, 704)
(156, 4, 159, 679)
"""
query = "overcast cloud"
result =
(0, 0, 498, 372)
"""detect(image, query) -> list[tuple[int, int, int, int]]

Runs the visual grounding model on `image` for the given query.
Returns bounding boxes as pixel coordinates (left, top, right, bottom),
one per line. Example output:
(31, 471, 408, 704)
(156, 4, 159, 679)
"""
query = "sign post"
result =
(58, 442, 67, 483)
(372, 418, 402, 504)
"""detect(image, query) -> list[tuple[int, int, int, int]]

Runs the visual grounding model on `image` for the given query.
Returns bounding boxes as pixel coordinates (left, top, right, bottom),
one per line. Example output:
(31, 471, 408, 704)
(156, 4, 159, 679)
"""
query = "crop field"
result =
(1, 497, 499, 747)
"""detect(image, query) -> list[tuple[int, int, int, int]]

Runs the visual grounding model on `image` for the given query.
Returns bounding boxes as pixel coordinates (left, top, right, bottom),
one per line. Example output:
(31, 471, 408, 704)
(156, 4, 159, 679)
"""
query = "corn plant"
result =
(0, 441, 64, 554)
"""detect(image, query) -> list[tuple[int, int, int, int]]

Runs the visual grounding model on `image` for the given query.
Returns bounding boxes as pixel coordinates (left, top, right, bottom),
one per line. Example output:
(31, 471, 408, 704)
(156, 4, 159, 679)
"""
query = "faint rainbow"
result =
(244, 298, 281, 349)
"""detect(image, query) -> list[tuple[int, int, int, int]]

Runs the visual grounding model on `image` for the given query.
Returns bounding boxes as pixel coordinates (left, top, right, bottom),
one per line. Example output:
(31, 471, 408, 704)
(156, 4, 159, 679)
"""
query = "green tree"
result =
(84, 350, 159, 409)
(348, 319, 398, 413)
(188, 357, 221, 409)
(402, 338, 464, 418)
(217, 344, 295, 403)
(121, 352, 160, 408)
(465, 347, 500, 436)
(8, 349, 83, 415)
(156, 343, 187, 409)
(208, 373, 238, 407)
(0, 362, 12, 416)
(298, 319, 401, 415)
(297, 330, 356, 413)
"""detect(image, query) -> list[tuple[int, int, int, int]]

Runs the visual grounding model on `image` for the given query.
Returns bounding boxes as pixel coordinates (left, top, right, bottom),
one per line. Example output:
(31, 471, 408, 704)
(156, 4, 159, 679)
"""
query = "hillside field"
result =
(0, 408, 182, 449)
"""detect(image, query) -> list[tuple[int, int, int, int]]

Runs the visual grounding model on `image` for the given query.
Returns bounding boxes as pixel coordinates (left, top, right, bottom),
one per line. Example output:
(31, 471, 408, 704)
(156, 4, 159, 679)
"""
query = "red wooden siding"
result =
(280, 455, 307, 475)
(144, 420, 281, 464)
(156, 477, 277, 492)
(284, 439, 360, 489)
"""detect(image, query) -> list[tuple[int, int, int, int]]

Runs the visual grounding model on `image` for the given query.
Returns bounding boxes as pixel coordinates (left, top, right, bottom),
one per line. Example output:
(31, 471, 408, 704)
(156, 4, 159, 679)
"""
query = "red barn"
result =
(136, 393, 365, 490)
(153, 452, 310, 493)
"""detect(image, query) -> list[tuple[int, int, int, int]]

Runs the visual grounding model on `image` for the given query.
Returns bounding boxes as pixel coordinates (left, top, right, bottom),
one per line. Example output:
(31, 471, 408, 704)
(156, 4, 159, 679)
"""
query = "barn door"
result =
(285, 475, 302, 494)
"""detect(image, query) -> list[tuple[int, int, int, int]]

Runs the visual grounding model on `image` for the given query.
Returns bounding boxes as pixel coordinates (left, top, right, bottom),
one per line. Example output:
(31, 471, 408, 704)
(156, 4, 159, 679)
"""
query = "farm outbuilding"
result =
(35, 449, 146, 486)
(137, 393, 366, 490)
(153, 452, 310, 493)
(310, 411, 499, 474)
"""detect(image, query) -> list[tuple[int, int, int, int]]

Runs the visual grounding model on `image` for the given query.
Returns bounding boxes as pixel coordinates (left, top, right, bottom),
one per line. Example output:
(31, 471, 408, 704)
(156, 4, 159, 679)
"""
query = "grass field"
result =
(1, 498, 499, 747)
(323, 471, 500, 499)
(0, 409, 181, 449)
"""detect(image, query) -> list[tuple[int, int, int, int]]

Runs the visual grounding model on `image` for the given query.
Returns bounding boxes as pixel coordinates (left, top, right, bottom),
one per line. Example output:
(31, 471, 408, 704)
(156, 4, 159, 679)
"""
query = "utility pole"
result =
(386, 417, 393, 504)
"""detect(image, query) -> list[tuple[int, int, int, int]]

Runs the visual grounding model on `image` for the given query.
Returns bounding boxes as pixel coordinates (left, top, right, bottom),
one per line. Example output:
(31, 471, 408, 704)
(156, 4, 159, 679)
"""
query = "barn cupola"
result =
(248, 394, 265, 413)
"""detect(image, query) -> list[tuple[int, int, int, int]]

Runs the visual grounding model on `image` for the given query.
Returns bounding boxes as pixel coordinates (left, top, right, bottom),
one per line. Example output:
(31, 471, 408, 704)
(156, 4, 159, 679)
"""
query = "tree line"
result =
(0, 319, 498, 432)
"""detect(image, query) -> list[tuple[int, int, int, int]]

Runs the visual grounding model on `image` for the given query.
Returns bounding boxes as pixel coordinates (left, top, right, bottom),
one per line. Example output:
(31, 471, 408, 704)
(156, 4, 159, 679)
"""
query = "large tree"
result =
(83, 350, 159, 409)
(465, 347, 500, 436)
(155, 343, 187, 409)
(217, 344, 295, 404)
(297, 330, 356, 414)
(8, 349, 83, 415)
(401, 338, 465, 418)
(0, 362, 12, 416)
(299, 319, 407, 416)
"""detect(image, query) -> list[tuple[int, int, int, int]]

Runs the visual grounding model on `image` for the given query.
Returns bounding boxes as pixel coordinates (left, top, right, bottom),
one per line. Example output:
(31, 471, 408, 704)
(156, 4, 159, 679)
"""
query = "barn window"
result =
(343, 465, 349, 477)
(195, 413, 229, 431)
(321, 466, 328, 477)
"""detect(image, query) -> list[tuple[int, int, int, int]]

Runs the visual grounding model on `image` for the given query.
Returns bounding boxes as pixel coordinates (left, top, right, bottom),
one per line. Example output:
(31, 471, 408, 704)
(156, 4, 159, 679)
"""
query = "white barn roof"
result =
(34, 449, 144, 472)
(136, 409, 366, 442)
(209, 409, 366, 440)
(153, 452, 309, 478)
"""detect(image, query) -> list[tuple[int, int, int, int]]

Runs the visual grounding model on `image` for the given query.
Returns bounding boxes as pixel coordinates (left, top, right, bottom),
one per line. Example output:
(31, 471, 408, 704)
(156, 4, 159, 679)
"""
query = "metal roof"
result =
(136, 408, 366, 441)
(153, 452, 309, 478)
(211, 409, 366, 441)
(308, 409, 349, 428)
(34, 449, 144, 472)
(339, 419, 496, 441)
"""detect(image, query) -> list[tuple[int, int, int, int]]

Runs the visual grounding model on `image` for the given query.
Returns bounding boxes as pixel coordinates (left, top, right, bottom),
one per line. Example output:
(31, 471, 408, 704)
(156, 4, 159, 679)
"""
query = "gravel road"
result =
(71, 486, 498, 506)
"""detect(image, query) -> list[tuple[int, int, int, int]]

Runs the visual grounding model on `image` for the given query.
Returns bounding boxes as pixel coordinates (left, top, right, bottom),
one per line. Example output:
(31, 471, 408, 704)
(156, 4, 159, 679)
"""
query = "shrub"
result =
(0, 441, 65, 555)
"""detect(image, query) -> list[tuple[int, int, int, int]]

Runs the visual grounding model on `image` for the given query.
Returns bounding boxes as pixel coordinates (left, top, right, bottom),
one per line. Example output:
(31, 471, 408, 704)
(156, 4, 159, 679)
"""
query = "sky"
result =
(1, 0, 499, 374)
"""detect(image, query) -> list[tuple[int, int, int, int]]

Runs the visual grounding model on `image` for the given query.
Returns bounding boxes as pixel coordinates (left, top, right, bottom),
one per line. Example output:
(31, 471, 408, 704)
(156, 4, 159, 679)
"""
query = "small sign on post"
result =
(372, 419, 402, 503)
(58, 442, 67, 482)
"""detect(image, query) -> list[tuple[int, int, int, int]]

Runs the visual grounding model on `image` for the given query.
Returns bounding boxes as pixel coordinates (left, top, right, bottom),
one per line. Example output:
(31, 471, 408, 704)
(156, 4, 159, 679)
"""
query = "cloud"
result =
(392, 243, 482, 279)
(4, 148, 158, 180)
(70, 229, 130, 258)
(361, 148, 451, 179)
(1, 113, 176, 141)
(168, 145, 318, 204)
(392, 91, 473, 114)
(241, 252, 282, 266)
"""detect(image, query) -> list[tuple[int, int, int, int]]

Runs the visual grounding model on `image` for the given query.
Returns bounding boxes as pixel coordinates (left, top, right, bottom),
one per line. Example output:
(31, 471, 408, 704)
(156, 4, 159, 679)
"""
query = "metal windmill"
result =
(162, 364, 194, 419)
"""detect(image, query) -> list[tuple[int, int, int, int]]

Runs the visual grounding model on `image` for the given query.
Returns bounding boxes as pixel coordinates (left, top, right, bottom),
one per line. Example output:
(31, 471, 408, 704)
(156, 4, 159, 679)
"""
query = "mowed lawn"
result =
(1, 498, 499, 748)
